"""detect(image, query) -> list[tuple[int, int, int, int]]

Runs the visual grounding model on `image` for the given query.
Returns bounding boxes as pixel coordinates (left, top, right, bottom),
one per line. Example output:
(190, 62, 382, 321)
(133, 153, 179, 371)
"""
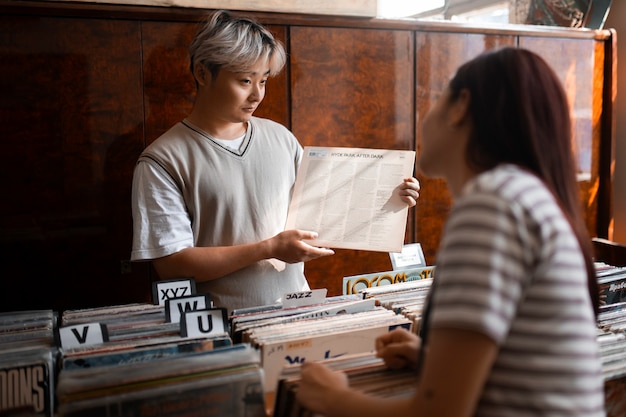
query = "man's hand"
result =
(266, 230, 334, 263)
(399, 177, 420, 207)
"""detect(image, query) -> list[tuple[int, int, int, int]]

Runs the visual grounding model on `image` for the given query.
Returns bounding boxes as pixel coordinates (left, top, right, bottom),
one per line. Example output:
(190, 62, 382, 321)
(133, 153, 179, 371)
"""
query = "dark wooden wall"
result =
(0, 1, 615, 313)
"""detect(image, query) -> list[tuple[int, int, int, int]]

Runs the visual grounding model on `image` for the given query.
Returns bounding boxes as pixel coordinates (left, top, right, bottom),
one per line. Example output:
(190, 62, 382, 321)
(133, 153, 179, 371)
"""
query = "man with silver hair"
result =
(131, 10, 420, 313)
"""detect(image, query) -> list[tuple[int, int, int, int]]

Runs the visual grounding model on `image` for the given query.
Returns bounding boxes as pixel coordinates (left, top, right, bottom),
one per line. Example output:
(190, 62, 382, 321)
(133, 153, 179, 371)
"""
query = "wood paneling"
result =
(0, 15, 151, 312)
(0, 2, 615, 310)
(290, 26, 414, 295)
(520, 36, 604, 237)
(142, 21, 197, 145)
(413, 32, 516, 265)
(141, 21, 289, 144)
(593, 237, 626, 266)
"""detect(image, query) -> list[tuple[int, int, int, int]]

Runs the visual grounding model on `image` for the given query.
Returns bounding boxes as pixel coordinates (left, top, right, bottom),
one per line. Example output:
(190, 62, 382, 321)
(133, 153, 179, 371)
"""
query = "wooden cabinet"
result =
(289, 26, 415, 293)
(0, 13, 150, 311)
(0, 1, 615, 310)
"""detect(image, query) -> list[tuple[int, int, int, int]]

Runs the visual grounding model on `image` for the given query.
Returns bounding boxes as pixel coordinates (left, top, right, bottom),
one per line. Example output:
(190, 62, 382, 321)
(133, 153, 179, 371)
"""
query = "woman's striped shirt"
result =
(429, 164, 605, 417)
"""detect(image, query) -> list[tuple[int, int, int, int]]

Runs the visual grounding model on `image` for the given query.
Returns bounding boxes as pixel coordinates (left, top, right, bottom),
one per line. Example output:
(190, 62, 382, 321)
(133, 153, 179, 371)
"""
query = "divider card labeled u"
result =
(58, 322, 109, 349)
(165, 293, 211, 323)
(180, 307, 228, 338)
(152, 277, 197, 306)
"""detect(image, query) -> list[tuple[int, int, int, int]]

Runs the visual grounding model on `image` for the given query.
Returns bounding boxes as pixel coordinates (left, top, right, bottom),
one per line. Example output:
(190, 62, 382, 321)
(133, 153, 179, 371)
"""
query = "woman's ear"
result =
(448, 88, 471, 128)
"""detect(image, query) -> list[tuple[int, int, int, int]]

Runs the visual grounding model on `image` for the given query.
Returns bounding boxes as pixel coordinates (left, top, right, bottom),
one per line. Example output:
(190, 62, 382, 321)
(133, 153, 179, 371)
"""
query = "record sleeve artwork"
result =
(517, 0, 590, 27)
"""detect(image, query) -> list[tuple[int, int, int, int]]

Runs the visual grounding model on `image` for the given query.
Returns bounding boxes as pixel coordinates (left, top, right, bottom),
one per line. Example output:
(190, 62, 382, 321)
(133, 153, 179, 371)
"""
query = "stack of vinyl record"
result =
(56, 343, 265, 417)
(0, 309, 58, 417)
(232, 295, 412, 415)
(595, 261, 626, 382)
(273, 351, 417, 417)
(360, 278, 433, 330)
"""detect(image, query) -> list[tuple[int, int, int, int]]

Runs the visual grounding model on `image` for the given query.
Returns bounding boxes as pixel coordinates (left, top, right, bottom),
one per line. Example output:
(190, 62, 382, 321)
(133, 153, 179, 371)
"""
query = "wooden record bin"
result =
(0, 1, 615, 312)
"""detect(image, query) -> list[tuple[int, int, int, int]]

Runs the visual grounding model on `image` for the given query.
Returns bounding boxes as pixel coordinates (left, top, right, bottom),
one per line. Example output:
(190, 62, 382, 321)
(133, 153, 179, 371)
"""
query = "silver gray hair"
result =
(189, 10, 287, 78)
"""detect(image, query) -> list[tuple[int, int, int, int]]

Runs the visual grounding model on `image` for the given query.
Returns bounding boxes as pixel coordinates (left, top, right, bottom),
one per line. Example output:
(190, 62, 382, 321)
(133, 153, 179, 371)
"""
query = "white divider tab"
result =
(58, 322, 108, 349)
(152, 277, 197, 306)
(283, 288, 327, 308)
(390, 243, 426, 270)
(165, 293, 211, 323)
(180, 308, 228, 338)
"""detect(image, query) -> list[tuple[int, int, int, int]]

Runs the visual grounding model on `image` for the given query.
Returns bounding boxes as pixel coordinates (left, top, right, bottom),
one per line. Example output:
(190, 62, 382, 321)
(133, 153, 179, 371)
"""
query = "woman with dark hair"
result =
(296, 47, 605, 417)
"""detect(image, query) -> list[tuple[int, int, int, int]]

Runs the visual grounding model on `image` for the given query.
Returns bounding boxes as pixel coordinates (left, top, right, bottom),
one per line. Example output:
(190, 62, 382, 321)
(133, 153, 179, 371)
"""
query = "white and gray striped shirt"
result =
(430, 164, 605, 416)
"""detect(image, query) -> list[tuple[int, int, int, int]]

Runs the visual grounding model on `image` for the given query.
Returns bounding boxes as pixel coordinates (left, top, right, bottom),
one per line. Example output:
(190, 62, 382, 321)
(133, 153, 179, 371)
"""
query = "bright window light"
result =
(451, 2, 510, 23)
(377, 0, 445, 18)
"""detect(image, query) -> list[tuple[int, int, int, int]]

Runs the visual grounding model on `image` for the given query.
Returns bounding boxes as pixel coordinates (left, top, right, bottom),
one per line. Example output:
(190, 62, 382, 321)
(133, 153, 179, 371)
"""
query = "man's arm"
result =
(153, 229, 334, 282)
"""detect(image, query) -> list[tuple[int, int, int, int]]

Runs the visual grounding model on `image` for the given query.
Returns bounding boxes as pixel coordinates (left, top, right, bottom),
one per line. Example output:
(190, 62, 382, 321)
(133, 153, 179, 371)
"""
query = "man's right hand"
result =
(266, 229, 334, 263)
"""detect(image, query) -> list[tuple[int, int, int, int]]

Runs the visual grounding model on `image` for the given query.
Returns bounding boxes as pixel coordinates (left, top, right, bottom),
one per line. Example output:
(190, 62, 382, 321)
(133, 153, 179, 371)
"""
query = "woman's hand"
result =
(296, 361, 350, 415)
(375, 327, 421, 369)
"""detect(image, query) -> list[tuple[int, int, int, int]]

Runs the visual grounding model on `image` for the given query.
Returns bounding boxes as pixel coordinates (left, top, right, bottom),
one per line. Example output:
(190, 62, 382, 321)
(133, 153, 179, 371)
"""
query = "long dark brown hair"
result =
(448, 47, 599, 315)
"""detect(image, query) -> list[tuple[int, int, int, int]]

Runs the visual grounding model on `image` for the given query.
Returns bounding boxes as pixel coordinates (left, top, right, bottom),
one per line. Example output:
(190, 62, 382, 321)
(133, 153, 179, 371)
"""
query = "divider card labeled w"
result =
(286, 146, 415, 253)
(165, 293, 212, 323)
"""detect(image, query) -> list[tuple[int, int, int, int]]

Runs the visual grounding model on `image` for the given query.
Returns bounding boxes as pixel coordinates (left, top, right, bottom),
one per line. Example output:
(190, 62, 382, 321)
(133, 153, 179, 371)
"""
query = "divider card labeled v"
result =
(57, 322, 109, 349)
(165, 293, 212, 323)
(285, 146, 415, 253)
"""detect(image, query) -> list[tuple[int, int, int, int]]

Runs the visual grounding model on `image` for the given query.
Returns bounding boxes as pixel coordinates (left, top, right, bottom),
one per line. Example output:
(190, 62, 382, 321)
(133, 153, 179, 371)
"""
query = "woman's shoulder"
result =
(466, 164, 548, 201)
(459, 164, 561, 223)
